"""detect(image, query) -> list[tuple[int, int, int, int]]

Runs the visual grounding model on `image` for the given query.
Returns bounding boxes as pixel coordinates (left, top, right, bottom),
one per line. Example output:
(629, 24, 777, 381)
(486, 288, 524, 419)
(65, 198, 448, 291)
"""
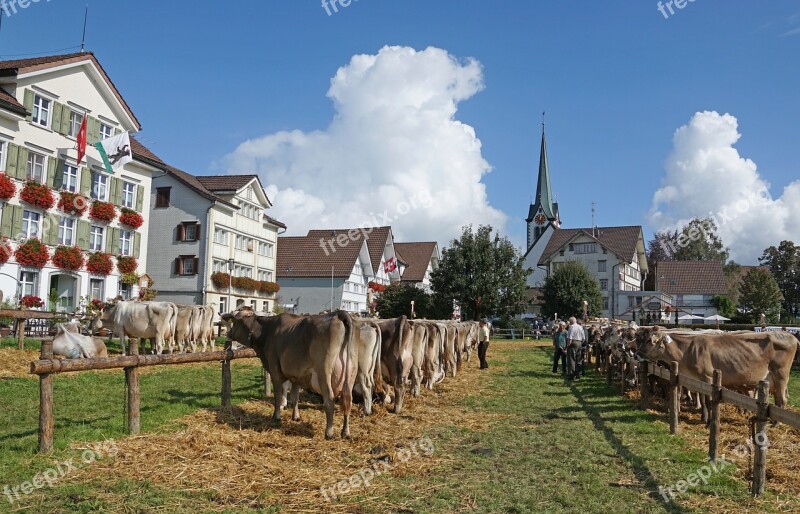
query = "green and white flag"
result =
(95, 131, 132, 174)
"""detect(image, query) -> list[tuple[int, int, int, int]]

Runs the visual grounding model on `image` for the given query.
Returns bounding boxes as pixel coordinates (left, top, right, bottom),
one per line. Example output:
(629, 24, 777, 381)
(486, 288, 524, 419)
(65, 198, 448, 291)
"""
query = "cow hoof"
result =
(292, 414, 301, 422)
(325, 432, 335, 440)
(341, 430, 351, 439)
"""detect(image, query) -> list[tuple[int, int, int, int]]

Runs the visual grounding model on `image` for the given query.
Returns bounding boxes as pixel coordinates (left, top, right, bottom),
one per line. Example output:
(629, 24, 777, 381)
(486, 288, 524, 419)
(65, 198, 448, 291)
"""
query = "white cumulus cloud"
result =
(649, 111, 800, 263)
(222, 45, 507, 245)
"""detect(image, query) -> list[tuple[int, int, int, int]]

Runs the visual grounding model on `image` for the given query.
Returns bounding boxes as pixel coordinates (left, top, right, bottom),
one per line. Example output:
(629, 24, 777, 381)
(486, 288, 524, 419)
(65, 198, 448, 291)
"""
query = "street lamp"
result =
(583, 300, 588, 321)
(227, 258, 235, 313)
(638, 307, 645, 325)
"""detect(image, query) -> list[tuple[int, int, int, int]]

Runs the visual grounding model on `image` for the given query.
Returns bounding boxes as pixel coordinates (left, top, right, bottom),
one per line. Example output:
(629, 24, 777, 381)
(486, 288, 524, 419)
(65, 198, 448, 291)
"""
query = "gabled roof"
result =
(395, 242, 438, 282)
(538, 226, 644, 266)
(656, 261, 727, 295)
(0, 86, 26, 116)
(130, 137, 165, 166)
(307, 227, 393, 273)
(277, 236, 365, 279)
(196, 175, 259, 193)
(264, 214, 287, 230)
(0, 52, 141, 130)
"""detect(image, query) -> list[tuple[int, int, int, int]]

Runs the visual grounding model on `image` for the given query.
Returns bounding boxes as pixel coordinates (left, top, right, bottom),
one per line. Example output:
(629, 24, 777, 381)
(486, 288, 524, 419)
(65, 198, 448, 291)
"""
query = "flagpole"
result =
(80, 5, 89, 52)
(331, 265, 334, 312)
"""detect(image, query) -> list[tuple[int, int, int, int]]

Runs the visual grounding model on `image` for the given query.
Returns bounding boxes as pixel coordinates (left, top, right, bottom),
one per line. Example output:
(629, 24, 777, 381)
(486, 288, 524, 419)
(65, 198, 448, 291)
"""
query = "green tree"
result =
(430, 225, 530, 320)
(672, 217, 729, 263)
(710, 295, 735, 318)
(738, 268, 783, 323)
(760, 240, 800, 321)
(540, 261, 603, 320)
(644, 229, 677, 290)
(376, 283, 434, 319)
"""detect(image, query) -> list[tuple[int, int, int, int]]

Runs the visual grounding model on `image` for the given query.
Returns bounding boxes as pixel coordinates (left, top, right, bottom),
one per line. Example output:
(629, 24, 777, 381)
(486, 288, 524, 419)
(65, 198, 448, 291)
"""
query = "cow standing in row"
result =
(376, 315, 414, 414)
(93, 300, 178, 355)
(352, 319, 382, 415)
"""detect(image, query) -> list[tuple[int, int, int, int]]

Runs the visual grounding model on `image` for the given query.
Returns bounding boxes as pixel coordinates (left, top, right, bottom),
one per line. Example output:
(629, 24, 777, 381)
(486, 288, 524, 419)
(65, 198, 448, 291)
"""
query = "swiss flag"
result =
(76, 115, 88, 164)
(383, 256, 397, 274)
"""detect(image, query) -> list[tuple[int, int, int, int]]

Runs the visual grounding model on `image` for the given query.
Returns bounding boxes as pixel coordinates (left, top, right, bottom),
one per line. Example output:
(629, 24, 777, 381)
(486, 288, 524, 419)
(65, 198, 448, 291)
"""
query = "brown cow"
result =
(352, 319, 382, 415)
(223, 308, 358, 439)
(636, 326, 798, 408)
(376, 316, 414, 414)
(408, 320, 430, 397)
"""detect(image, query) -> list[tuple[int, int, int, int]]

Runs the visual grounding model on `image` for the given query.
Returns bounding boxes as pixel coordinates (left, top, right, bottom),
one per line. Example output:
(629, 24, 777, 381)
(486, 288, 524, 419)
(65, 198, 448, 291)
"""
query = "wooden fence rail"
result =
(592, 344, 800, 497)
(29, 339, 269, 454)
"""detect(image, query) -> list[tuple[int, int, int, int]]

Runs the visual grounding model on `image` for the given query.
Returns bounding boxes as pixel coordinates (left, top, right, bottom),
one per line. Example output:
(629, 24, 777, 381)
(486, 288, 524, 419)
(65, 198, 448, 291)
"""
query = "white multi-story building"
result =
(0, 52, 155, 310)
(395, 242, 440, 292)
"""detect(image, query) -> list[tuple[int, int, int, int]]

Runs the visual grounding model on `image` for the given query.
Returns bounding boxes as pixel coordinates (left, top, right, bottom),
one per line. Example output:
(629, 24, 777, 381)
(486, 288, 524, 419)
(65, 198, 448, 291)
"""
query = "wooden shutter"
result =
(176, 223, 185, 242)
(108, 177, 121, 205)
(133, 232, 141, 258)
(174, 257, 183, 275)
(46, 216, 60, 246)
(87, 117, 99, 145)
(76, 220, 90, 250)
(52, 159, 65, 190)
(51, 103, 63, 134)
(0, 204, 15, 237)
(80, 167, 92, 196)
(46, 157, 58, 188)
(194, 223, 201, 241)
(193, 257, 199, 275)
(135, 185, 144, 212)
(110, 227, 120, 255)
(60, 105, 71, 135)
(15, 145, 29, 181)
(23, 89, 34, 120)
(6, 143, 19, 178)
(11, 205, 22, 237)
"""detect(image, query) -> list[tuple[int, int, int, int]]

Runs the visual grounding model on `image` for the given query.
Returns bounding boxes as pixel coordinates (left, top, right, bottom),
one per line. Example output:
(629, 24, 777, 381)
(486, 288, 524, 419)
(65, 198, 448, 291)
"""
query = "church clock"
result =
(534, 213, 546, 226)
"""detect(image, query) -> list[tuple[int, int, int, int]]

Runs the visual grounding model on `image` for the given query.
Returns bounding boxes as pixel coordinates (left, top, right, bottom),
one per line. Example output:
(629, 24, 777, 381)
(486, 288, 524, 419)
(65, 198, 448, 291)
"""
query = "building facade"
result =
(395, 242, 439, 291)
(0, 53, 154, 311)
(146, 171, 283, 313)
(654, 260, 727, 323)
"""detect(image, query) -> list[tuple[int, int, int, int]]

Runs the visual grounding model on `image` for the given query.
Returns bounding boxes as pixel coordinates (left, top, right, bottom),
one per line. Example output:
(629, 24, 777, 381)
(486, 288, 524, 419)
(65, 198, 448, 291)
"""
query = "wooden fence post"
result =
(221, 342, 232, 408)
(639, 360, 649, 410)
(38, 338, 54, 453)
(752, 379, 770, 496)
(263, 369, 272, 399)
(17, 318, 26, 350)
(708, 369, 722, 462)
(619, 355, 626, 394)
(701, 393, 709, 424)
(669, 361, 680, 435)
(125, 339, 140, 435)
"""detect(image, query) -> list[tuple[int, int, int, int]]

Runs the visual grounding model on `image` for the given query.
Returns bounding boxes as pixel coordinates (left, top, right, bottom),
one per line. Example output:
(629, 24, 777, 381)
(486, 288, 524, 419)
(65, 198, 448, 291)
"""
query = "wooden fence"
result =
(0, 309, 64, 350)
(587, 345, 800, 496)
(28, 339, 270, 453)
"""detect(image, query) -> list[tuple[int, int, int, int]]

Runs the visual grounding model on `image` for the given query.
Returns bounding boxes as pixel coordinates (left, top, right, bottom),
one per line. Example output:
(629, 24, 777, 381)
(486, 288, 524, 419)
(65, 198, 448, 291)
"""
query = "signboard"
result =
(647, 302, 661, 311)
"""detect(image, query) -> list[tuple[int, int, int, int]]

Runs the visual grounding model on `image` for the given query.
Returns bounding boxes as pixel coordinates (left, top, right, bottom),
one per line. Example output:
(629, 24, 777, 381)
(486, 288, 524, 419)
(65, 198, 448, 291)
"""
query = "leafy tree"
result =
(738, 268, 783, 323)
(430, 225, 530, 321)
(672, 217, 729, 263)
(644, 229, 677, 290)
(540, 261, 603, 320)
(710, 295, 735, 318)
(376, 283, 434, 319)
(722, 262, 743, 305)
(760, 241, 800, 321)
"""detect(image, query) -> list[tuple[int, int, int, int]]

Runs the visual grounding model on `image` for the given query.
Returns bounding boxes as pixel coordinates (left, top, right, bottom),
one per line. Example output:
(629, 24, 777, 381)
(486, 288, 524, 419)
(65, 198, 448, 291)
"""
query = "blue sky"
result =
(1, 1, 798, 263)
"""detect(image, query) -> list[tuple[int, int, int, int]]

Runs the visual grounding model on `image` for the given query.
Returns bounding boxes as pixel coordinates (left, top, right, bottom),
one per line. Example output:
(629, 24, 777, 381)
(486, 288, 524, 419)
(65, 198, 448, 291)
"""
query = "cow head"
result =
(221, 306, 261, 347)
(90, 298, 119, 331)
(634, 326, 673, 360)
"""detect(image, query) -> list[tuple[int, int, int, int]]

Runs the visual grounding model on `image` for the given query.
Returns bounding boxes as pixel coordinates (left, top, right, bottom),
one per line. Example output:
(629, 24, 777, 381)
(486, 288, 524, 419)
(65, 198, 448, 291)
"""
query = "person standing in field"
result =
(552, 322, 567, 375)
(566, 316, 585, 380)
(478, 319, 490, 369)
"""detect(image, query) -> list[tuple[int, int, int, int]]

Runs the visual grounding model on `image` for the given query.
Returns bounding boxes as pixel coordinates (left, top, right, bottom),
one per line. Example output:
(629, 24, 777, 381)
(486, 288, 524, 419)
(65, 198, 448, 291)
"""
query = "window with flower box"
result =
(119, 229, 133, 256)
(58, 218, 75, 246)
(89, 278, 104, 301)
(92, 172, 108, 201)
(257, 270, 273, 282)
(212, 259, 227, 273)
(0, 139, 6, 170)
(89, 225, 104, 252)
(32, 94, 50, 127)
(62, 163, 79, 192)
(27, 152, 45, 182)
(122, 180, 136, 208)
(20, 270, 38, 297)
(22, 210, 40, 239)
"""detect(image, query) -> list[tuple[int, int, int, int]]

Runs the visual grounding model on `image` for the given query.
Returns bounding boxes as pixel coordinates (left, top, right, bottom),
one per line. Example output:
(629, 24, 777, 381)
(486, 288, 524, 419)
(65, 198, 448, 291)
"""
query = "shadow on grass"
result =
(569, 379, 688, 514)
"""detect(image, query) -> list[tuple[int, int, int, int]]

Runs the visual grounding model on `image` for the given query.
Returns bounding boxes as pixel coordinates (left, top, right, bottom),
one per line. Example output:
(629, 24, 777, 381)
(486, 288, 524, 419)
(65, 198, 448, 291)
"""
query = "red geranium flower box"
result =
(52, 246, 84, 271)
(0, 173, 17, 201)
(119, 208, 144, 229)
(20, 182, 54, 210)
(0, 237, 11, 265)
(90, 201, 116, 223)
(20, 295, 44, 309)
(211, 272, 230, 289)
(15, 239, 49, 268)
(258, 281, 280, 295)
(87, 252, 113, 275)
(58, 191, 89, 216)
(233, 276, 258, 292)
(117, 255, 138, 274)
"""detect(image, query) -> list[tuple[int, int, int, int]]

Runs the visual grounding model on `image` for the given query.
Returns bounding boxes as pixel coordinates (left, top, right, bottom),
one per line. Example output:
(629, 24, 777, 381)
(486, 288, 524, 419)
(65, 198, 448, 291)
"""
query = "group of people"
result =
(552, 317, 588, 380)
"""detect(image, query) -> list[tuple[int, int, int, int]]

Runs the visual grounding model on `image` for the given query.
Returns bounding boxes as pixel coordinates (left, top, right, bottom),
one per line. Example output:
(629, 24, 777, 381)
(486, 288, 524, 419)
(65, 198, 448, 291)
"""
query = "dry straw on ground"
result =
(72, 354, 508, 512)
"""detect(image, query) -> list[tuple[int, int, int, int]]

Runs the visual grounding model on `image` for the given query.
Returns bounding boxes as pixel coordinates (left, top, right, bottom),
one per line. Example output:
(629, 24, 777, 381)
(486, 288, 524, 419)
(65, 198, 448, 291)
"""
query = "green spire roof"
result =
(536, 127, 555, 219)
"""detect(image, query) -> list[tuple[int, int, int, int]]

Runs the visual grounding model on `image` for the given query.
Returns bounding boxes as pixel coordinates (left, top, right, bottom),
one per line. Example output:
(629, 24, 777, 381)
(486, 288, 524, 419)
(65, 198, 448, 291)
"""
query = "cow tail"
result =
(372, 322, 384, 394)
(395, 316, 406, 384)
(337, 310, 354, 412)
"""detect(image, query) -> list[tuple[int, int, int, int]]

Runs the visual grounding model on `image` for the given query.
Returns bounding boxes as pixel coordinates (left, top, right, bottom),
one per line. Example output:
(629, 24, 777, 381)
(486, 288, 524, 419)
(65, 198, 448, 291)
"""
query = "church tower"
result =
(525, 123, 560, 251)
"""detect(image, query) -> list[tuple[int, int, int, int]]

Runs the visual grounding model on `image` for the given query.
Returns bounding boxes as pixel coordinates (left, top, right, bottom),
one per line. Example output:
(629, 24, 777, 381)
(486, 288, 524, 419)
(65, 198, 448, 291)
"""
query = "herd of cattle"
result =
(593, 323, 799, 410)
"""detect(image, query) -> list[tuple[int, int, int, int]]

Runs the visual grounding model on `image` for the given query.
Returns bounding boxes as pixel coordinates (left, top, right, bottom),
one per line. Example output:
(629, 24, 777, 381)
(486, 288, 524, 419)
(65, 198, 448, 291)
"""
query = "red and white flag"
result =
(76, 115, 88, 164)
(383, 256, 397, 274)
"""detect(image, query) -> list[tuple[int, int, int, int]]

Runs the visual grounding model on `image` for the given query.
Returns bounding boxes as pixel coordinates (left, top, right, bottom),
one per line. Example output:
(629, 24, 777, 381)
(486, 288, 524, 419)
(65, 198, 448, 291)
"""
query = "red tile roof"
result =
(130, 137, 165, 165)
(538, 226, 644, 266)
(307, 227, 392, 273)
(0, 86, 26, 116)
(395, 242, 437, 282)
(277, 235, 363, 279)
(196, 175, 259, 192)
(0, 52, 141, 130)
(655, 261, 727, 295)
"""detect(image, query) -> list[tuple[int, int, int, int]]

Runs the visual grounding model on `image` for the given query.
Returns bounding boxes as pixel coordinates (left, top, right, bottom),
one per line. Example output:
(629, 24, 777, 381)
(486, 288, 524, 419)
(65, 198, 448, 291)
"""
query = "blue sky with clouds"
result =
(1, 1, 798, 262)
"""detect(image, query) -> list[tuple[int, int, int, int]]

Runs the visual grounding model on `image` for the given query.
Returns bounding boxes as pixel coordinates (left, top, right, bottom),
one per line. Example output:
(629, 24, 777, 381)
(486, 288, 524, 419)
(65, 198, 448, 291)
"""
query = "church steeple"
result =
(526, 118, 560, 250)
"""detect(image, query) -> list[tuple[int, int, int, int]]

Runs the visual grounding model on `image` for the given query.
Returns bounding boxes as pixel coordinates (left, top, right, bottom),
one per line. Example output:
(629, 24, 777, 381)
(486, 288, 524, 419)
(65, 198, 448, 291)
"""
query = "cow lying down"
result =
(53, 322, 108, 359)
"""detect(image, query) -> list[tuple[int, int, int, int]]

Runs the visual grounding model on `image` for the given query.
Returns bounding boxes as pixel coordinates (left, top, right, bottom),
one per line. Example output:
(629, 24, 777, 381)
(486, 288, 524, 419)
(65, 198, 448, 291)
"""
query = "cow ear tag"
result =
(663, 335, 673, 344)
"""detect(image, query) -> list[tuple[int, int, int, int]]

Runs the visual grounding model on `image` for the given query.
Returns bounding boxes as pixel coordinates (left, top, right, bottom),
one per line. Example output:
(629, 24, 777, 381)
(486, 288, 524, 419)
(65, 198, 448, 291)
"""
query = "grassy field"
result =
(1, 339, 798, 513)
